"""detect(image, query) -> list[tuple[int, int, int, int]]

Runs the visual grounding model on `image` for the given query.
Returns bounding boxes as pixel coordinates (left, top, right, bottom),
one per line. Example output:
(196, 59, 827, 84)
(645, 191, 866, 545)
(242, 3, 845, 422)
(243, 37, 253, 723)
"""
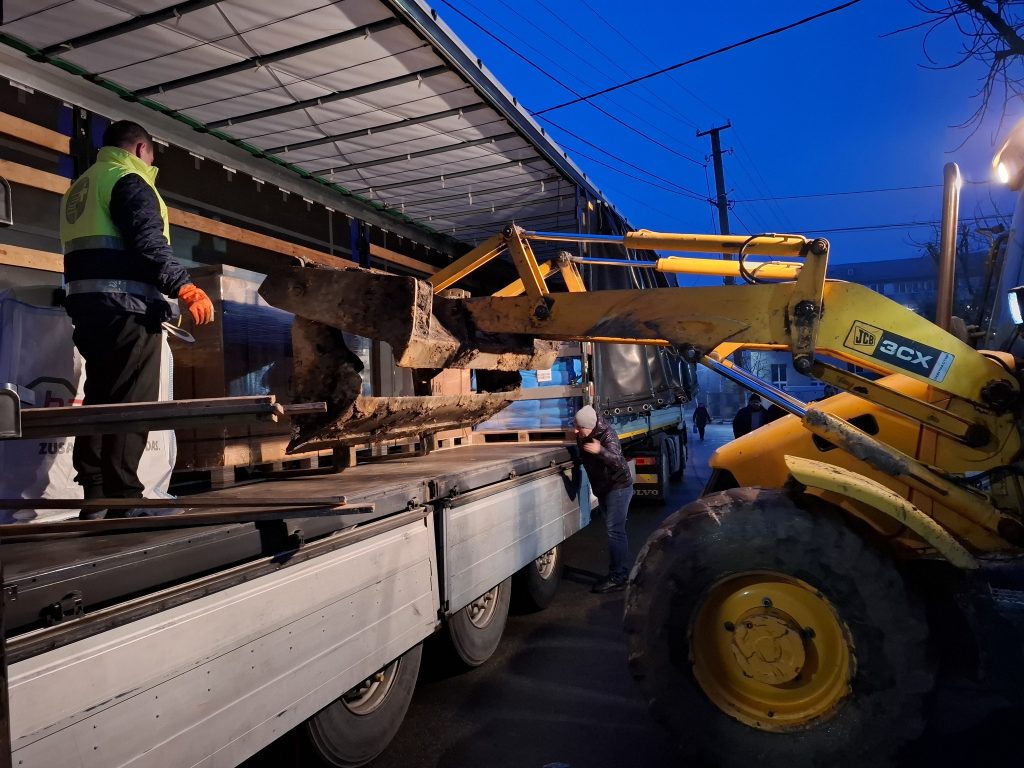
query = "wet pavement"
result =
(246, 422, 1023, 767)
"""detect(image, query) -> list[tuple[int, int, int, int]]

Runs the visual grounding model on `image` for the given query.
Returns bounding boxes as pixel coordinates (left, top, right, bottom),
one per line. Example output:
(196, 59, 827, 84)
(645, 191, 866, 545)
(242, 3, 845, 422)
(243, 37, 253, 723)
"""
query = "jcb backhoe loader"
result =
(255, 129, 1024, 767)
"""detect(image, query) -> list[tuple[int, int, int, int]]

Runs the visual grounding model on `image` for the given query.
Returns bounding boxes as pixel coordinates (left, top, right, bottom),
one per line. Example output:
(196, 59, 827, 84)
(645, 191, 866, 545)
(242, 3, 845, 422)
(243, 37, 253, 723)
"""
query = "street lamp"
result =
(993, 119, 1024, 189)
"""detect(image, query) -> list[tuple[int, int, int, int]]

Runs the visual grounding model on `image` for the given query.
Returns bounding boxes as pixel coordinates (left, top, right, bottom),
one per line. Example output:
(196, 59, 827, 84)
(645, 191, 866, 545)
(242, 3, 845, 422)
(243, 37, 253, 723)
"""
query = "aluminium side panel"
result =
(7, 510, 440, 768)
(443, 468, 581, 615)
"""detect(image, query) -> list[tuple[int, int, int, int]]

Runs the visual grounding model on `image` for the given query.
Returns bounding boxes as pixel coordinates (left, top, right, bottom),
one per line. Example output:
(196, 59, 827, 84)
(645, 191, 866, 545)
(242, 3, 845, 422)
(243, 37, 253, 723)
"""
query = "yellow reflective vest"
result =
(60, 146, 170, 254)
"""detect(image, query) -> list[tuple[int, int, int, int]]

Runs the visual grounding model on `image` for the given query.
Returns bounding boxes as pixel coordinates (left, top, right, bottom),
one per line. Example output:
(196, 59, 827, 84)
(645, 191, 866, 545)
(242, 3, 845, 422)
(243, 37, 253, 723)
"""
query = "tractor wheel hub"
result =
(730, 613, 806, 684)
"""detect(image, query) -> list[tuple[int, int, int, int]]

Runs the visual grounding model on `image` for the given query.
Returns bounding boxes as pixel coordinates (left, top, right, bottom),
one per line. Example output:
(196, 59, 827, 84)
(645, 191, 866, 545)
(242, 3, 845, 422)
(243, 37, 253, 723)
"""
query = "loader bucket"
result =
(259, 265, 558, 371)
(283, 316, 518, 451)
(288, 393, 514, 452)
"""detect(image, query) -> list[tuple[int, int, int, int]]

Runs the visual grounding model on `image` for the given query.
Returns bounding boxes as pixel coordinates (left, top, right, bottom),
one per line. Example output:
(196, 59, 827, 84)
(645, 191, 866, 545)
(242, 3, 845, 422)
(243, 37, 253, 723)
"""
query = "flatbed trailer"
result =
(1, 443, 586, 767)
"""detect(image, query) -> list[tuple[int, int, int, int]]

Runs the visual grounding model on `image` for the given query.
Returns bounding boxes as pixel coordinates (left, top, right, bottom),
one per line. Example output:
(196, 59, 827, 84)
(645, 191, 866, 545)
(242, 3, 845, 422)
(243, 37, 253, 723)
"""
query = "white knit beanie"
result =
(575, 405, 598, 429)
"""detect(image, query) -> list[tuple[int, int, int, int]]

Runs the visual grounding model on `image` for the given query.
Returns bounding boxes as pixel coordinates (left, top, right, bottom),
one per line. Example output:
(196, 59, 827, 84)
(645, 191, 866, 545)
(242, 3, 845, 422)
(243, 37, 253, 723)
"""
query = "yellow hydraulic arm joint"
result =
(786, 237, 830, 375)
(478, 251, 588, 299)
(494, 260, 558, 298)
(557, 253, 587, 293)
(505, 225, 548, 297)
(430, 233, 505, 293)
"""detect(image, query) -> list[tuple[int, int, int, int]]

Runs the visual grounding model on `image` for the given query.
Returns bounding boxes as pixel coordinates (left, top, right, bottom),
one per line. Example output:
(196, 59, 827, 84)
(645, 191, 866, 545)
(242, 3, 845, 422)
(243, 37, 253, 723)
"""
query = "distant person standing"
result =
(693, 402, 712, 441)
(574, 405, 634, 593)
(732, 394, 770, 439)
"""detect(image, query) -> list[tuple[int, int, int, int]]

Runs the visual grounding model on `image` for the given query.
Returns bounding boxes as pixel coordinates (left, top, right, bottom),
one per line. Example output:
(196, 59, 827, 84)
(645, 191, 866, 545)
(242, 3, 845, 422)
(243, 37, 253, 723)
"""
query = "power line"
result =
(438, 0, 704, 166)
(534, 1, 864, 115)
(465, 0, 692, 155)
(795, 213, 1011, 235)
(539, 120, 706, 200)
(730, 208, 757, 237)
(555, 140, 708, 202)
(732, 180, 996, 203)
(532, 0, 706, 155)
(729, 130, 795, 231)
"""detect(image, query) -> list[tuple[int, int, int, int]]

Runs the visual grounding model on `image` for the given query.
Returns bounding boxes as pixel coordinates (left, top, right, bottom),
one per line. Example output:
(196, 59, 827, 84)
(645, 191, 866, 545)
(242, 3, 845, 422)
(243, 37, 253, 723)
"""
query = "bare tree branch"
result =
(904, 1, 1024, 134)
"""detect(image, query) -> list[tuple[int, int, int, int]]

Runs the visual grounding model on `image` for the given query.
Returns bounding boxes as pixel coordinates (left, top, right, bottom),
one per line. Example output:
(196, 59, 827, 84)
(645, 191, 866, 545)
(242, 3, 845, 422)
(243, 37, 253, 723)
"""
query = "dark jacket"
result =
(64, 174, 190, 323)
(694, 405, 711, 427)
(732, 403, 770, 439)
(577, 414, 632, 497)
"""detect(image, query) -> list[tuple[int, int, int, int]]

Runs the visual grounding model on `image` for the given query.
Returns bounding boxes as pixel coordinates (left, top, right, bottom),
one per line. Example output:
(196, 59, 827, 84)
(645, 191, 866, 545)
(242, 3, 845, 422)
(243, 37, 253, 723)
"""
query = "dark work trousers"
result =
(72, 313, 161, 499)
(601, 485, 635, 583)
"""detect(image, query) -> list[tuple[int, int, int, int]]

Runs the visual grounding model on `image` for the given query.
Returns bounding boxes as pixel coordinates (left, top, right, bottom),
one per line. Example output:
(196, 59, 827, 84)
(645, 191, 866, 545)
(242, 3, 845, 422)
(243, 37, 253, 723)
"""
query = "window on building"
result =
(770, 363, 788, 386)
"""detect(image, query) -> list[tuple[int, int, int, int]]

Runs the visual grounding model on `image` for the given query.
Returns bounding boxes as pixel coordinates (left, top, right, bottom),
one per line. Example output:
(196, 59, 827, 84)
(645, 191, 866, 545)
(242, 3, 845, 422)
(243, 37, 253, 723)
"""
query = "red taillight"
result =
(634, 456, 656, 466)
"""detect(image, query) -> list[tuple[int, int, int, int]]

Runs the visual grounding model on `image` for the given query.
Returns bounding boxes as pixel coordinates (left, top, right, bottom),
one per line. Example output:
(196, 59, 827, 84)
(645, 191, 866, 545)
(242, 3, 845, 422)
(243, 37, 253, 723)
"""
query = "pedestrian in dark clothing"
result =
(693, 402, 712, 440)
(60, 120, 215, 519)
(574, 404, 634, 593)
(732, 394, 770, 439)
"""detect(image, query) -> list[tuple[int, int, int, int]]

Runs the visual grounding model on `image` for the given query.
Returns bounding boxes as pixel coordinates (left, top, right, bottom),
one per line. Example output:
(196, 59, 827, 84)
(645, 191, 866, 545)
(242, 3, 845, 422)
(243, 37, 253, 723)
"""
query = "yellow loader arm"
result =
(259, 224, 1020, 469)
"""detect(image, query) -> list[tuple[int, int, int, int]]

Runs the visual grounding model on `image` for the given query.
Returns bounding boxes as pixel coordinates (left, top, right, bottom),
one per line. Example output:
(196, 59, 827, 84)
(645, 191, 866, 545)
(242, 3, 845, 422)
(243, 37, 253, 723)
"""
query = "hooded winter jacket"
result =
(576, 413, 632, 497)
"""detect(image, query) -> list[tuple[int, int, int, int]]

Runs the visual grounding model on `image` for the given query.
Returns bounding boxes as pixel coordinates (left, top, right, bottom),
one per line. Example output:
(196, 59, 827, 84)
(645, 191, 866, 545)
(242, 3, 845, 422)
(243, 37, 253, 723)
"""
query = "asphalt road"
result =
(246, 422, 1023, 768)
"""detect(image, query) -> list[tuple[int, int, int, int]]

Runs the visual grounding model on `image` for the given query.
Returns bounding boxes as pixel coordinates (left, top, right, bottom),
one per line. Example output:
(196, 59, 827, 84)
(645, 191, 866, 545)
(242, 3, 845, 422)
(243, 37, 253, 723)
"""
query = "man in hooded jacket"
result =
(574, 404, 634, 593)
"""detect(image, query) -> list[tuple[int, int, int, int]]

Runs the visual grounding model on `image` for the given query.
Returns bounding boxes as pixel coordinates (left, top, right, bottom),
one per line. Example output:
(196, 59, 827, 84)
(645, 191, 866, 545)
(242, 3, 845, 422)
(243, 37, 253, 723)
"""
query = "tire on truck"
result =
(299, 643, 423, 767)
(654, 437, 672, 500)
(667, 432, 685, 481)
(512, 545, 562, 612)
(447, 576, 513, 667)
(624, 488, 934, 768)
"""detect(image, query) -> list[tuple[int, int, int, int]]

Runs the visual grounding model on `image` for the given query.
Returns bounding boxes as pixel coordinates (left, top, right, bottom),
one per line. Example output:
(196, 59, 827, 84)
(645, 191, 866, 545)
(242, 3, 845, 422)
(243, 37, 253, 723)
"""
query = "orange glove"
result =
(178, 283, 214, 325)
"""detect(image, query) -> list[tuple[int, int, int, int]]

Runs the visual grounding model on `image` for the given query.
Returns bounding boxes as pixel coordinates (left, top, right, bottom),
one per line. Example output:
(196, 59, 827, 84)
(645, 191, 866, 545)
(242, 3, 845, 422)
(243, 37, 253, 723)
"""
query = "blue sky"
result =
(437, 0, 1019, 266)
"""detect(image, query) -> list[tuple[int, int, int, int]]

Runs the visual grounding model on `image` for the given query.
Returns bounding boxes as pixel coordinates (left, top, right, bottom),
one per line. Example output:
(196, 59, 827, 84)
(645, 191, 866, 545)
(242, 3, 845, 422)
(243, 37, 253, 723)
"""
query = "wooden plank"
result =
(0, 159, 69, 195)
(0, 112, 69, 154)
(507, 385, 584, 401)
(369, 243, 437, 275)
(470, 428, 573, 445)
(0, 244, 61, 273)
(167, 208, 355, 270)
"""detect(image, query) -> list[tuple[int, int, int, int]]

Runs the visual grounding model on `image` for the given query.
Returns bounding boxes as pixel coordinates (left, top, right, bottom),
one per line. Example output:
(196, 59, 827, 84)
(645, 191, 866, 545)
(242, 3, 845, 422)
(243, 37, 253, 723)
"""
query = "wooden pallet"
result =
(470, 428, 574, 445)
(171, 428, 473, 490)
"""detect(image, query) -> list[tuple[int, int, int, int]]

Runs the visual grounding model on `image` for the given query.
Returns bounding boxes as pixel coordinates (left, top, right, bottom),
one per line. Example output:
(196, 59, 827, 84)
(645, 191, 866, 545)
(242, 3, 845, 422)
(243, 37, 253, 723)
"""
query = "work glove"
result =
(178, 283, 215, 325)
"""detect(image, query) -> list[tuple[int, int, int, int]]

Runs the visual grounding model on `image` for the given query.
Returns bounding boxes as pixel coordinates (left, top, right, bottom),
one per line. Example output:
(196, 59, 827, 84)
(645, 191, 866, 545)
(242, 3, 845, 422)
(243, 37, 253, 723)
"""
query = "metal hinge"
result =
(42, 590, 84, 626)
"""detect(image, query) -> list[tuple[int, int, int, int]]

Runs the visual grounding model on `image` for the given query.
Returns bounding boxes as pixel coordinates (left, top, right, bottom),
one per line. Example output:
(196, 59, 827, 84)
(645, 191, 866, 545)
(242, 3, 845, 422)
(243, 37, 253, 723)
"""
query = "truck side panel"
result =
(444, 470, 580, 614)
(9, 511, 439, 768)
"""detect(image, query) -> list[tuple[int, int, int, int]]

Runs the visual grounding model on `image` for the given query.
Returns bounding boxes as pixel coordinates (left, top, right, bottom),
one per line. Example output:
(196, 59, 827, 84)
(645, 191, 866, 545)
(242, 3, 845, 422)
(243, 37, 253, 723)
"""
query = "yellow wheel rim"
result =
(690, 571, 854, 731)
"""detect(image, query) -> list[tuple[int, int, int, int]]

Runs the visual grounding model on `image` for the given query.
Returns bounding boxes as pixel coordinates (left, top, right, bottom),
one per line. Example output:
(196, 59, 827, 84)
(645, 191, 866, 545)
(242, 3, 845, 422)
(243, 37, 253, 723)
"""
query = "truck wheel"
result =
(512, 545, 562, 612)
(302, 643, 422, 767)
(447, 577, 512, 667)
(625, 488, 933, 767)
(667, 434, 685, 482)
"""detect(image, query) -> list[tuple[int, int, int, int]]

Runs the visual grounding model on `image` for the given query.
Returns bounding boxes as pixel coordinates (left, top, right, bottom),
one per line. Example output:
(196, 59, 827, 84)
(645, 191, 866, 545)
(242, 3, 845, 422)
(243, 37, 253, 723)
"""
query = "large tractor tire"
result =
(625, 488, 933, 768)
(300, 644, 422, 767)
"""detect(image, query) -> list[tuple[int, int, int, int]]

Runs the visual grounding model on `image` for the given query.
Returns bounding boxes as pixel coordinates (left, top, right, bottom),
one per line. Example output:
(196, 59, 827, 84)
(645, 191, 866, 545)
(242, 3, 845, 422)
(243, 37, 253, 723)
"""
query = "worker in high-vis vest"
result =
(60, 120, 214, 519)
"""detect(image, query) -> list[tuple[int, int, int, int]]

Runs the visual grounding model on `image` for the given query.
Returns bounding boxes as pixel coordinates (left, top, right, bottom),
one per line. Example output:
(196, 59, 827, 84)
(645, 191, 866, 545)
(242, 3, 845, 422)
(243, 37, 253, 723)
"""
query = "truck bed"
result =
(1, 444, 573, 638)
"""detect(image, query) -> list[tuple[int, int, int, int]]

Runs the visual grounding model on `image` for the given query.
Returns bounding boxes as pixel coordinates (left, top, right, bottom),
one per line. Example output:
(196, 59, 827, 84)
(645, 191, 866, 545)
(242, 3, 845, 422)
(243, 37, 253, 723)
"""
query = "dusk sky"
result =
(437, 0, 1018, 268)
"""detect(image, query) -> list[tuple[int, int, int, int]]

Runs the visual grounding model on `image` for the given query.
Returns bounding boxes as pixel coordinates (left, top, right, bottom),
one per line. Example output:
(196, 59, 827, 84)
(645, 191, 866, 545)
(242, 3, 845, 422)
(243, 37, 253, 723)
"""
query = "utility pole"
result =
(697, 121, 733, 285)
